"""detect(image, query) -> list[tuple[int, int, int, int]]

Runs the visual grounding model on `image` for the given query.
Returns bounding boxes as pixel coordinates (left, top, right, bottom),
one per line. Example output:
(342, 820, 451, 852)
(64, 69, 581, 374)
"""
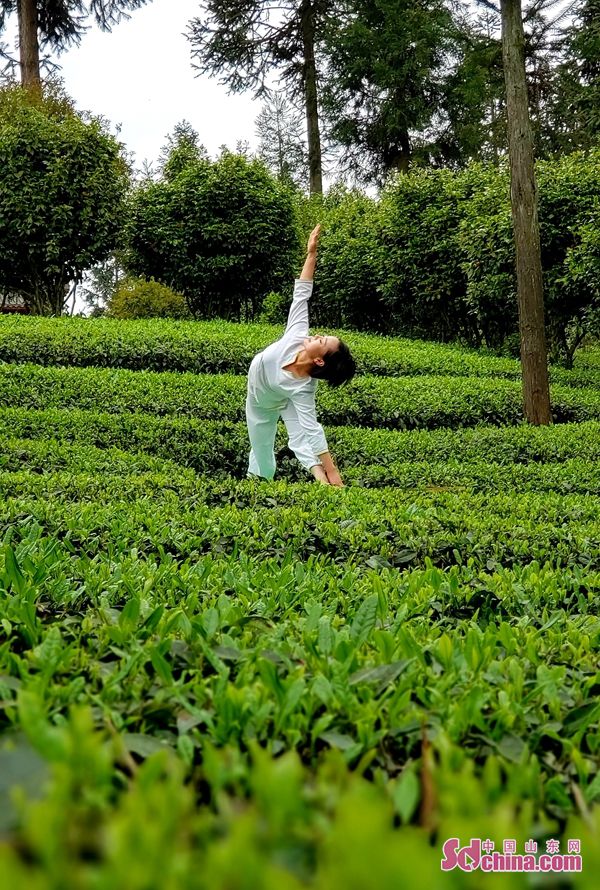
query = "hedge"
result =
(2, 363, 600, 430)
(1, 315, 599, 388)
(2, 411, 600, 479)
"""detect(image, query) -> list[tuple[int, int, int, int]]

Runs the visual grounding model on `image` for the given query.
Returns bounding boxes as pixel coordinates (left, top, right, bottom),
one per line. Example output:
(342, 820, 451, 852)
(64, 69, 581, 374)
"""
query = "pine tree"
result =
(158, 120, 209, 180)
(563, 0, 600, 142)
(187, 1, 336, 194)
(255, 93, 308, 186)
(318, 0, 462, 182)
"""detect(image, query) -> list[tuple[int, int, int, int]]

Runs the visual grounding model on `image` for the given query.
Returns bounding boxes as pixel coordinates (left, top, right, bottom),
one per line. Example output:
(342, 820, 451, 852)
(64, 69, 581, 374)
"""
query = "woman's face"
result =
(303, 333, 339, 360)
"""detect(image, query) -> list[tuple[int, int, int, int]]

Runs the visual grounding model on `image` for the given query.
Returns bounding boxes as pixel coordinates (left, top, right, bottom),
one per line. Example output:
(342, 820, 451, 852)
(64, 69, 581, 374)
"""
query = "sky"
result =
(3, 0, 266, 170)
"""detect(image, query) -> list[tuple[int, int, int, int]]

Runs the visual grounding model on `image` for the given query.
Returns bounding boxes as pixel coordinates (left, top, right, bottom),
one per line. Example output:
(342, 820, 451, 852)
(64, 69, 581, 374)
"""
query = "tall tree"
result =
(255, 92, 308, 186)
(500, 0, 552, 424)
(187, 1, 334, 195)
(17, 1, 41, 90)
(0, 1, 151, 88)
(443, 1, 579, 164)
(436, 7, 506, 166)
(556, 0, 600, 145)
(319, 0, 457, 183)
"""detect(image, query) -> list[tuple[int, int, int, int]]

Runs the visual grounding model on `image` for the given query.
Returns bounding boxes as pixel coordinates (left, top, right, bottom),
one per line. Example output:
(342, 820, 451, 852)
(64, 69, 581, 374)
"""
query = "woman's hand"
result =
(307, 224, 321, 255)
(311, 464, 330, 484)
(326, 469, 344, 487)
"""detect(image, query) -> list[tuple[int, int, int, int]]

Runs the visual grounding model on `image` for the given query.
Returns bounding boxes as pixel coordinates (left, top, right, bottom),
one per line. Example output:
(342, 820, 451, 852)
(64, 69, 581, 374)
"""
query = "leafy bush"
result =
(0, 84, 129, 315)
(124, 152, 299, 322)
(107, 277, 191, 320)
(460, 152, 600, 363)
(379, 168, 477, 343)
(312, 186, 387, 331)
(258, 291, 288, 325)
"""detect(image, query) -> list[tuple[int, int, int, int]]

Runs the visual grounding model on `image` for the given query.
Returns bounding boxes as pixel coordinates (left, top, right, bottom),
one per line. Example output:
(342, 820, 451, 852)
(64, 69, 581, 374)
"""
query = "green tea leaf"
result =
(392, 767, 420, 824)
(4, 546, 26, 597)
(349, 659, 411, 689)
(351, 594, 378, 646)
(149, 647, 173, 685)
(563, 701, 600, 735)
(497, 734, 527, 763)
(319, 731, 356, 751)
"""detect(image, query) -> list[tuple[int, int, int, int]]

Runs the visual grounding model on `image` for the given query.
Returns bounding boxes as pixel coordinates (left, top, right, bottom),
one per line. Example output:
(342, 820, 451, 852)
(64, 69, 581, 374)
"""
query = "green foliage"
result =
(294, 151, 600, 358)
(125, 151, 299, 321)
(319, 0, 458, 182)
(108, 277, 191, 320)
(553, 0, 600, 150)
(0, 84, 129, 315)
(0, 1, 152, 58)
(436, 20, 505, 166)
(3, 414, 600, 493)
(458, 162, 515, 348)
(158, 119, 209, 180)
(312, 186, 386, 331)
(461, 152, 600, 364)
(2, 314, 600, 389)
(259, 291, 288, 325)
(1, 314, 600, 879)
(379, 168, 476, 342)
(80, 255, 124, 317)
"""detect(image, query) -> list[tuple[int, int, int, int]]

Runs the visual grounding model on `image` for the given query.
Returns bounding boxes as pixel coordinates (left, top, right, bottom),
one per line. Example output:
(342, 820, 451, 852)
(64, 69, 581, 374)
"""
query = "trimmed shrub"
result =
(124, 152, 298, 322)
(378, 167, 477, 343)
(108, 277, 191, 320)
(460, 152, 600, 363)
(0, 84, 128, 315)
(312, 186, 387, 331)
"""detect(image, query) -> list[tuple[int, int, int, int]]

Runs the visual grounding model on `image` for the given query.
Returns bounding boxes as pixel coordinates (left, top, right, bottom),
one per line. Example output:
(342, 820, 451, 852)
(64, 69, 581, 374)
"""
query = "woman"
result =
(246, 224, 356, 486)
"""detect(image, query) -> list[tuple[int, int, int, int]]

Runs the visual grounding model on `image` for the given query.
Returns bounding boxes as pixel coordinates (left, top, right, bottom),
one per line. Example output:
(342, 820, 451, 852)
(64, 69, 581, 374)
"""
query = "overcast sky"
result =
(3, 0, 265, 169)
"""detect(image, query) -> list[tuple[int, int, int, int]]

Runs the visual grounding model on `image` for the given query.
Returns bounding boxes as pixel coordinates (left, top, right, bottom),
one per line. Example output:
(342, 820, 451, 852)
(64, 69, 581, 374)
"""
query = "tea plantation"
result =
(1, 315, 600, 888)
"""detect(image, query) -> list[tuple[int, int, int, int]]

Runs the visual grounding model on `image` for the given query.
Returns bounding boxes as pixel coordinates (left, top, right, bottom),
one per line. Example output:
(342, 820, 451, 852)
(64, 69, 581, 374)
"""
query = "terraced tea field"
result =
(1, 315, 599, 888)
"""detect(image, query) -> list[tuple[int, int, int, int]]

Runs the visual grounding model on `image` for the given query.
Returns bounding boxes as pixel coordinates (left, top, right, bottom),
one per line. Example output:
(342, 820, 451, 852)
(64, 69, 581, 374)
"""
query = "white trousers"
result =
(245, 394, 323, 480)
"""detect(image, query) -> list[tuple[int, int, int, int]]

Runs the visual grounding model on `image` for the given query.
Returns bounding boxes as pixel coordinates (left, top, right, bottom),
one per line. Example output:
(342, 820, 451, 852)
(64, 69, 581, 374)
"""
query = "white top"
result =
(248, 278, 328, 456)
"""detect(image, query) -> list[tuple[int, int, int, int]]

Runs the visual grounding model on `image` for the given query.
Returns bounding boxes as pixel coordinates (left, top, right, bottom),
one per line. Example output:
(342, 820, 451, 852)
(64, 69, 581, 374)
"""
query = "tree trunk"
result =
(384, 129, 411, 175)
(500, 0, 551, 425)
(17, 0, 42, 92)
(301, 1, 323, 195)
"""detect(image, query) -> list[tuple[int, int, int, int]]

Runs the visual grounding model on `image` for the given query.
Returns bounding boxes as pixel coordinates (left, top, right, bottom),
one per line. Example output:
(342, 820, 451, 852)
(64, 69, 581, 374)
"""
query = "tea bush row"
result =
(2, 428, 600, 495)
(3, 364, 600, 429)
(3, 486, 598, 572)
(1, 315, 599, 388)
(2, 410, 599, 478)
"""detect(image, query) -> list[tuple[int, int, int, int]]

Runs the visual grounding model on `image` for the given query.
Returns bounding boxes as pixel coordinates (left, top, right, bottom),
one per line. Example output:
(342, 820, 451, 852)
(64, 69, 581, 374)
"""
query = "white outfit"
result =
(246, 278, 328, 479)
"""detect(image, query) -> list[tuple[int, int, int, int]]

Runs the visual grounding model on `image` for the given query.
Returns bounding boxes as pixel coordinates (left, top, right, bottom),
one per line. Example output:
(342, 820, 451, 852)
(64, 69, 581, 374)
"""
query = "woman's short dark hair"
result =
(310, 339, 356, 387)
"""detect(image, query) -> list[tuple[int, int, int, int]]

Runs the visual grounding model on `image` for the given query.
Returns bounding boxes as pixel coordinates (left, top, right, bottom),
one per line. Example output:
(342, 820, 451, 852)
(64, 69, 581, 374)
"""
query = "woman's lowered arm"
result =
(317, 451, 344, 487)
